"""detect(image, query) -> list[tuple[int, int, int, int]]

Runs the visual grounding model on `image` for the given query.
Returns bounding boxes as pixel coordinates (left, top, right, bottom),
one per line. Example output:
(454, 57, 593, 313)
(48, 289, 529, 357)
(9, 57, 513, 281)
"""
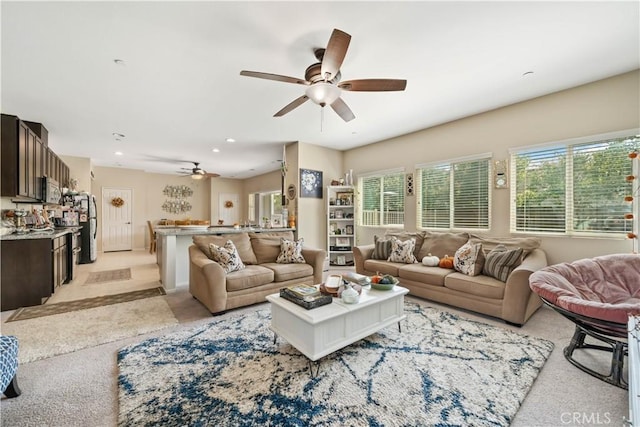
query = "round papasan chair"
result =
(529, 253, 640, 389)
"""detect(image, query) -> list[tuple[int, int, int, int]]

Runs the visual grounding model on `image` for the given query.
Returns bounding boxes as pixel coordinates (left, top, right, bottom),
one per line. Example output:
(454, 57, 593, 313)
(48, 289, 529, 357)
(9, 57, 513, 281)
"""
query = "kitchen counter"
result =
(0, 226, 81, 241)
(155, 227, 296, 291)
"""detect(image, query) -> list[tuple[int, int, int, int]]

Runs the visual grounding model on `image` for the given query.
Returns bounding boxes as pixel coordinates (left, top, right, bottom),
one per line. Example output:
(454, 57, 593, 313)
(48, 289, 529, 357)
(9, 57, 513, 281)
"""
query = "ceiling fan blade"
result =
(339, 79, 407, 92)
(240, 70, 309, 86)
(330, 97, 355, 122)
(204, 173, 220, 178)
(274, 95, 310, 117)
(321, 29, 351, 81)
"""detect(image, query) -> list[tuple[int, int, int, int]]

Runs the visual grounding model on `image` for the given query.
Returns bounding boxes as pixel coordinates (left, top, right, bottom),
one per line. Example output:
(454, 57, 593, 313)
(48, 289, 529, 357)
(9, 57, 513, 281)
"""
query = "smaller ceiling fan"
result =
(240, 28, 407, 122)
(179, 162, 220, 180)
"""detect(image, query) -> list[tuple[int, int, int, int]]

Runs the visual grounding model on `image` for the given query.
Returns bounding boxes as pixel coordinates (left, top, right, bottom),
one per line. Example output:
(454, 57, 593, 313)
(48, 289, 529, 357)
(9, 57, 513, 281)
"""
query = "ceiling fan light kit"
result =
(240, 28, 406, 122)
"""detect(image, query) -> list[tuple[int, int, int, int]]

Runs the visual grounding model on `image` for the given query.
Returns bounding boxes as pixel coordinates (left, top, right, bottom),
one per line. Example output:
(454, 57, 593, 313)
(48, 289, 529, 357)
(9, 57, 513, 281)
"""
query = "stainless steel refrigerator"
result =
(75, 193, 97, 263)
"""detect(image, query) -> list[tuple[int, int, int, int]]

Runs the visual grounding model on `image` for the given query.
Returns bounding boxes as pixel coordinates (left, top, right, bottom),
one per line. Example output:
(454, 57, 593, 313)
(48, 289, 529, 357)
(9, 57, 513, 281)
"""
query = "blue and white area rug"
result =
(118, 303, 554, 426)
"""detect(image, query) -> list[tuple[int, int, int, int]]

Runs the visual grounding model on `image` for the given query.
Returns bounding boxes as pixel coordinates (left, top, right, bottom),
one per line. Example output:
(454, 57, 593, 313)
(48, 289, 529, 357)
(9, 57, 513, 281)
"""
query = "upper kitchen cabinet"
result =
(1, 113, 69, 201)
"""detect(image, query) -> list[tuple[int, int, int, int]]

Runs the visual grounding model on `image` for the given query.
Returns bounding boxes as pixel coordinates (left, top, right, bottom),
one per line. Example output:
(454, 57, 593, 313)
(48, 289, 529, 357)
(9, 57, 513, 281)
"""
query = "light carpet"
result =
(118, 302, 554, 426)
(84, 267, 131, 284)
(3, 295, 178, 364)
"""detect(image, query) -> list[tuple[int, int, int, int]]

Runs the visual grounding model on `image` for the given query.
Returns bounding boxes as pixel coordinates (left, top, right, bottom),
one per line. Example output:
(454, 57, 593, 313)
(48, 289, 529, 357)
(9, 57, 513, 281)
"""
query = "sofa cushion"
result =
(388, 237, 418, 263)
(193, 233, 257, 265)
(262, 262, 314, 282)
(417, 231, 469, 260)
(276, 238, 306, 264)
(372, 235, 392, 260)
(226, 265, 275, 292)
(398, 264, 452, 287)
(384, 230, 425, 259)
(468, 234, 541, 258)
(208, 241, 246, 273)
(250, 231, 295, 264)
(454, 241, 485, 276)
(444, 272, 506, 299)
(483, 245, 523, 282)
(363, 259, 402, 276)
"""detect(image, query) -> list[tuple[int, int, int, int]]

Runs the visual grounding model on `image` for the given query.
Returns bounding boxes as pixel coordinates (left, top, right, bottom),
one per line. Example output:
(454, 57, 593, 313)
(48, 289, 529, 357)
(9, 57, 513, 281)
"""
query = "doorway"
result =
(102, 187, 133, 252)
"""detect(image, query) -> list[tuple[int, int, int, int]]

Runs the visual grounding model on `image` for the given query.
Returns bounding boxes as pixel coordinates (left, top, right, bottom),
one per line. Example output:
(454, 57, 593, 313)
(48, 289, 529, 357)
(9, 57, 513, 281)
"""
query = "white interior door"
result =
(102, 187, 133, 252)
(219, 193, 239, 225)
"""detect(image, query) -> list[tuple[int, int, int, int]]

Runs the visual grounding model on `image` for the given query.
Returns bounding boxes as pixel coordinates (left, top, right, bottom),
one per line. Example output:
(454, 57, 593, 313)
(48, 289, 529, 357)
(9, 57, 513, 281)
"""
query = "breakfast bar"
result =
(155, 226, 295, 291)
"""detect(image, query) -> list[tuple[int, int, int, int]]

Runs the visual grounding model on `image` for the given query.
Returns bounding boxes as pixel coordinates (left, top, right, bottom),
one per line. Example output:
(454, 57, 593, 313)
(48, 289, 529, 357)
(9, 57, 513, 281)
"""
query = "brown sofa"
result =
(189, 231, 326, 314)
(354, 231, 547, 325)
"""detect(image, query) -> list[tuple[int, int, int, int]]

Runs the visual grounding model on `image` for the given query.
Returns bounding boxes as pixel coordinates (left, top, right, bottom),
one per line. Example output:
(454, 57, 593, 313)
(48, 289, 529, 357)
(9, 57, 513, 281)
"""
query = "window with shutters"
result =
(417, 155, 490, 230)
(358, 169, 405, 227)
(511, 131, 639, 235)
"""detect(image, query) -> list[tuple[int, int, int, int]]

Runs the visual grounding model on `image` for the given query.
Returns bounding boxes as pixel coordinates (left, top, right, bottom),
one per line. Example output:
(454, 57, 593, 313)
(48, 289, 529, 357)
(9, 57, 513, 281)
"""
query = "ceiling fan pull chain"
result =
(320, 107, 324, 132)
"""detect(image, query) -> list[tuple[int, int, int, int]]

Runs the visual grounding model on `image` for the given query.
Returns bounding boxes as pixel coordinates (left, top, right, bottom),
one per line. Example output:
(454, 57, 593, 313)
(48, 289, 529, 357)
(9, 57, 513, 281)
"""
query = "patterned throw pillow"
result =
(482, 244, 523, 282)
(387, 237, 417, 264)
(208, 240, 246, 273)
(454, 241, 485, 276)
(372, 235, 392, 260)
(276, 238, 306, 264)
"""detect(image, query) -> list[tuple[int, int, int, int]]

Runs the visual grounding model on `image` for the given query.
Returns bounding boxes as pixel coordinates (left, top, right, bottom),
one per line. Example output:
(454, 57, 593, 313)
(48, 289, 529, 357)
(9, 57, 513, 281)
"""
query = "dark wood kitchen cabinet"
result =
(1, 114, 70, 200)
(1, 234, 70, 311)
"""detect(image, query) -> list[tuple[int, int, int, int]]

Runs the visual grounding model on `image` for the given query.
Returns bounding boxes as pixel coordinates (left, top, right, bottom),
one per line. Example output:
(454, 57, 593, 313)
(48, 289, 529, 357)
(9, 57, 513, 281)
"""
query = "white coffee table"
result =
(266, 285, 408, 371)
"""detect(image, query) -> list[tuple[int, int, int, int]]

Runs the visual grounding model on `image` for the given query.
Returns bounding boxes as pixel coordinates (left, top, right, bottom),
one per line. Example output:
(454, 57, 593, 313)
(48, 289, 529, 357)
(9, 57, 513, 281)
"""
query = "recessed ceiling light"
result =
(225, 138, 236, 143)
(114, 151, 123, 156)
(212, 148, 220, 153)
(113, 59, 126, 66)
(522, 71, 534, 77)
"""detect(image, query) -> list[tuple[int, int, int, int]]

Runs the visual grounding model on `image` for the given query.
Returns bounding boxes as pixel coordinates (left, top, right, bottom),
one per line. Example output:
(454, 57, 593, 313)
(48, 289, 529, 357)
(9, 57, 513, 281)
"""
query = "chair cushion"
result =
(250, 231, 295, 264)
(0, 335, 19, 393)
(445, 272, 505, 299)
(226, 265, 275, 292)
(398, 264, 452, 287)
(529, 253, 640, 324)
(193, 233, 257, 265)
(262, 262, 314, 282)
(363, 259, 401, 276)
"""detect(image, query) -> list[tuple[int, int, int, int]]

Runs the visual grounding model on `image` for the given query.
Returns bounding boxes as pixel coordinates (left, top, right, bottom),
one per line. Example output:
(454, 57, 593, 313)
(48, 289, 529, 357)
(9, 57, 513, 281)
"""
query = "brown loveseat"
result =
(354, 231, 547, 325)
(189, 231, 326, 314)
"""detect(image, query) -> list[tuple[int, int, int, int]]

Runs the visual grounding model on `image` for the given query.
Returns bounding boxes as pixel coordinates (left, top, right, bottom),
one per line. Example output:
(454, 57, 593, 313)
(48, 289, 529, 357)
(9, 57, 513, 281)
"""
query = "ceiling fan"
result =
(240, 28, 407, 122)
(179, 162, 220, 180)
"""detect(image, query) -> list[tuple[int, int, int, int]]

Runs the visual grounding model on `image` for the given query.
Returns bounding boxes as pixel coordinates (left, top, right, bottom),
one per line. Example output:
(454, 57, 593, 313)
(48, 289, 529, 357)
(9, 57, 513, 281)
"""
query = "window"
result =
(511, 132, 639, 235)
(417, 155, 490, 230)
(359, 169, 405, 226)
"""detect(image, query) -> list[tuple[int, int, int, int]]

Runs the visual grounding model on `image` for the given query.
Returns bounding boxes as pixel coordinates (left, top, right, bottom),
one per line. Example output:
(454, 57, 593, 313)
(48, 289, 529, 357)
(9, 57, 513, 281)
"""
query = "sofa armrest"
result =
(302, 247, 327, 285)
(353, 244, 375, 275)
(189, 245, 228, 314)
(502, 248, 548, 324)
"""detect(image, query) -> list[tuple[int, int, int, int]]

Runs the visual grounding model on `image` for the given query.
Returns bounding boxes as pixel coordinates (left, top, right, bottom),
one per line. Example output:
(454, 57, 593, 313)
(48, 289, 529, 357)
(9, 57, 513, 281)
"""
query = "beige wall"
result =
(297, 142, 344, 250)
(345, 70, 640, 265)
(91, 166, 210, 251)
(60, 155, 92, 193)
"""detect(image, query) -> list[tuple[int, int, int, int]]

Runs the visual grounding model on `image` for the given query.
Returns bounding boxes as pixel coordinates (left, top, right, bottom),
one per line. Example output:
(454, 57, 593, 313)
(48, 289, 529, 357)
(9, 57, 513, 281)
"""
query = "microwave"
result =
(42, 177, 62, 205)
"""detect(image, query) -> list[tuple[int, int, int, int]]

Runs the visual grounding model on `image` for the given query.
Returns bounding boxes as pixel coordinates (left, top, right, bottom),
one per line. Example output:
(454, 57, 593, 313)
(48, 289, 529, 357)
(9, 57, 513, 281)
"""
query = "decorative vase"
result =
(341, 283, 359, 304)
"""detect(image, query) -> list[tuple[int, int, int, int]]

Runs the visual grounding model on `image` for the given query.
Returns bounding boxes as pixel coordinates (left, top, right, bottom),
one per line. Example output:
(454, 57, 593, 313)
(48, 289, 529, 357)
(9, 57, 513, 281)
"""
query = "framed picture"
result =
(300, 169, 323, 198)
(336, 255, 346, 265)
(335, 210, 343, 219)
(271, 214, 283, 228)
(336, 192, 353, 205)
(336, 237, 350, 247)
(345, 225, 353, 235)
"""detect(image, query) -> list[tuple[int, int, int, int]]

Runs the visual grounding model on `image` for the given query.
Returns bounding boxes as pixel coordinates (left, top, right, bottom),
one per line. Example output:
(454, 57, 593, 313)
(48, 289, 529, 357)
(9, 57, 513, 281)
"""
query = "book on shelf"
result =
(285, 284, 320, 299)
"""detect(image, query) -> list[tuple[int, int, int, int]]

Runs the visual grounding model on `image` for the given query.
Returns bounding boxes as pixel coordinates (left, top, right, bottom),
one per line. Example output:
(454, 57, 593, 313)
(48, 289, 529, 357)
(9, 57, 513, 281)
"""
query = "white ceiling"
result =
(2, 1, 638, 179)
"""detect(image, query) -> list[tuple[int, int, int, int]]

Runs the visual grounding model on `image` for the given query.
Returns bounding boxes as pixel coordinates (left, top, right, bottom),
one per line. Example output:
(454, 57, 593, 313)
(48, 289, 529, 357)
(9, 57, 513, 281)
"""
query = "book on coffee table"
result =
(286, 284, 320, 299)
(279, 288, 332, 310)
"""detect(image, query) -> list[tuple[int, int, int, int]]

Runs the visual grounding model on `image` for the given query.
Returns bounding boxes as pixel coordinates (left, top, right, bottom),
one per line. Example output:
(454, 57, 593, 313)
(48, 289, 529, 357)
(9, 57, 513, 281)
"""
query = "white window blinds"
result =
(417, 156, 490, 230)
(359, 170, 405, 226)
(511, 133, 639, 235)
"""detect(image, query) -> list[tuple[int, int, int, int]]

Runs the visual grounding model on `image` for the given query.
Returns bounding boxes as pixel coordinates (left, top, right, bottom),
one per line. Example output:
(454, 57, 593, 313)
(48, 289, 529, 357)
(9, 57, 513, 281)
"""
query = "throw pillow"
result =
(483, 244, 523, 282)
(209, 240, 246, 273)
(276, 238, 306, 264)
(454, 241, 485, 276)
(387, 237, 418, 264)
(372, 235, 392, 260)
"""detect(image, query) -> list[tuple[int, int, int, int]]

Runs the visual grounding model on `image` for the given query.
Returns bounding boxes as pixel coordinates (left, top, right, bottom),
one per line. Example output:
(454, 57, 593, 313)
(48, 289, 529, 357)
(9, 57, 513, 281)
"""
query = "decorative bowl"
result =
(370, 277, 399, 291)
